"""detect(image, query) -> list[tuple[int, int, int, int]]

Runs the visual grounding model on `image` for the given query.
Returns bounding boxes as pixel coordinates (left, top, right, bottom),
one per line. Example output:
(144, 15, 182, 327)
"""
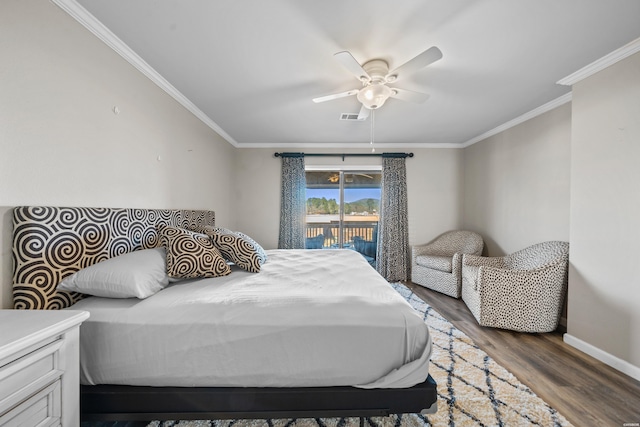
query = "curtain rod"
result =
(274, 152, 413, 159)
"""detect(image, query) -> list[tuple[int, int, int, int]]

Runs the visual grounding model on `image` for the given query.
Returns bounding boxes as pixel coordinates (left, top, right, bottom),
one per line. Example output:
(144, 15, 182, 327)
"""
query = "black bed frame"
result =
(81, 375, 438, 422)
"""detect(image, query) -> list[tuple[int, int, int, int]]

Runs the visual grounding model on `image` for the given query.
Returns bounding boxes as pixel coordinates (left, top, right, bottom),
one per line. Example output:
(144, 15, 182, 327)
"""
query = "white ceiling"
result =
(71, 0, 640, 148)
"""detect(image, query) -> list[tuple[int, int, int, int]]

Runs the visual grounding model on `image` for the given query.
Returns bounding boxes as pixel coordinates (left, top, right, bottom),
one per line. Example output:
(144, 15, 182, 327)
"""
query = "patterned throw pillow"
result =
(204, 227, 268, 264)
(234, 231, 268, 264)
(159, 226, 231, 279)
(207, 229, 264, 273)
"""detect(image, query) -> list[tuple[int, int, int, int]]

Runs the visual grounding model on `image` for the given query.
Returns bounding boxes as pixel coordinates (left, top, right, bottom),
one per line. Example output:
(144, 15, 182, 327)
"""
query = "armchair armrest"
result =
(462, 254, 506, 290)
(451, 252, 464, 286)
(462, 254, 506, 269)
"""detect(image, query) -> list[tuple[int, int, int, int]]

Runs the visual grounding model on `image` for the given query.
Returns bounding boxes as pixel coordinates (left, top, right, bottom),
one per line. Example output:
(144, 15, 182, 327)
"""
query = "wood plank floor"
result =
(406, 281, 640, 426)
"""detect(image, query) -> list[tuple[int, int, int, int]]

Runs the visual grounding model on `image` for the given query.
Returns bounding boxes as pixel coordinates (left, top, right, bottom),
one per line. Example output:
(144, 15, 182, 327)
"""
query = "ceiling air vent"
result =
(340, 113, 362, 121)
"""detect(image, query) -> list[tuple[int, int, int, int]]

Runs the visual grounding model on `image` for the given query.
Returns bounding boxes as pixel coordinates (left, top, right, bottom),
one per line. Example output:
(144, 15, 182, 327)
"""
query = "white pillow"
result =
(58, 248, 169, 299)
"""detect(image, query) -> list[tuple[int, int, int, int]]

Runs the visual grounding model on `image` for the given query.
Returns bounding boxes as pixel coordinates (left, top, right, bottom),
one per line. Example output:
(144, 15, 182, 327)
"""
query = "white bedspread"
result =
(69, 249, 432, 388)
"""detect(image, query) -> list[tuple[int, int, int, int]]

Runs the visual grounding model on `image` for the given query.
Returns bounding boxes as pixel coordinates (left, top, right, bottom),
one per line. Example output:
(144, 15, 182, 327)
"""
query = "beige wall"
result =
(406, 148, 464, 245)
(233, 148, 463, 250)
(567, 51, 640, 372)
(462, 103, 572, 256)
(0, 0, 236, 308)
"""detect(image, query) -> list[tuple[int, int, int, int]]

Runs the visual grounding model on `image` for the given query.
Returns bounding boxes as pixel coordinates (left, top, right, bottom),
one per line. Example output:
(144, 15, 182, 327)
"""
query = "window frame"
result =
(305, 165, 382, 249)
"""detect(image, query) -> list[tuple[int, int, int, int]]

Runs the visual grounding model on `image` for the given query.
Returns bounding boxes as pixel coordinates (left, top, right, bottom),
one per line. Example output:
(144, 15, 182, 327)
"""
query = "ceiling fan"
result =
(312, 46, 443, 120)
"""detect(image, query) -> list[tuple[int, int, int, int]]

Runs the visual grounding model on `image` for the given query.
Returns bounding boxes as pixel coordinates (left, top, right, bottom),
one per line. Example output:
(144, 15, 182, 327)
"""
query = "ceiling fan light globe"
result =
(357, 84, 392, 110)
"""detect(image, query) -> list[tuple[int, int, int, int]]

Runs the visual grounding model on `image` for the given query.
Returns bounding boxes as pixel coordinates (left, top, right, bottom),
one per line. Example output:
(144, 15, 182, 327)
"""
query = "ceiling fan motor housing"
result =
(362, 59, 390, 83)
(357, 59, 392, 109)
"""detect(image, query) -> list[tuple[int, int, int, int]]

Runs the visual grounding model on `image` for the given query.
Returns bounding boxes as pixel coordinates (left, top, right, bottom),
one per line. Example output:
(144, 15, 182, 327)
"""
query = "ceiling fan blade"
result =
(334, 51, 371, 82)
(386, 46, 442, 82)
(357, 104, 370, 120)
(312, 89, 359, 103)
(389, 88, 430, 103)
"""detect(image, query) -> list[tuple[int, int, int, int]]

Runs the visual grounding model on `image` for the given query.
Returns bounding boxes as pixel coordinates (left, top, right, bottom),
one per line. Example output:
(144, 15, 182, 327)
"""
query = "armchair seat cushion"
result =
(415, 255, 452, 273)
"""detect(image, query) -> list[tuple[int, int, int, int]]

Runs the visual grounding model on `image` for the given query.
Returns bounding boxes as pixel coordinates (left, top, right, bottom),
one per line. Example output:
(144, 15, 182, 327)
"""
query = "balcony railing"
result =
(305, 221, 378, 249)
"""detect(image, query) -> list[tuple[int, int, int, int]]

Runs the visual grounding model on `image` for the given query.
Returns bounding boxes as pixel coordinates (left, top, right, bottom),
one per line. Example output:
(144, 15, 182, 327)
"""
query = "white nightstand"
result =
(0, 310, 89, 427)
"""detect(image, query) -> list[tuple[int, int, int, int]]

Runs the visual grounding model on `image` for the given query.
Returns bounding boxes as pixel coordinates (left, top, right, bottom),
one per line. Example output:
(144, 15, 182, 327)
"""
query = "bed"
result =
(12, 206, 437, 422)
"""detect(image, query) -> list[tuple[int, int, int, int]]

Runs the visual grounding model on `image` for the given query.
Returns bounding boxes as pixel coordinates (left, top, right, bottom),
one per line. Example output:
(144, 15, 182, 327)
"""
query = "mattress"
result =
(69, 249, 432, 389)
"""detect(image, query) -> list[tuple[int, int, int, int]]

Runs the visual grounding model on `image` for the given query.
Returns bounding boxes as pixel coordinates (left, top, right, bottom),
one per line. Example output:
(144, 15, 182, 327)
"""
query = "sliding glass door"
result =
(305, 169, 381, 264)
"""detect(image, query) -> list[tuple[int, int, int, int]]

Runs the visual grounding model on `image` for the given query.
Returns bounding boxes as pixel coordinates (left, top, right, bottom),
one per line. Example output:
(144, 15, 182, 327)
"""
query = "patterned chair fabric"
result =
(12, 206, 215, 310)
(461, 241, 569, 333)
(411, 230, 484, 298)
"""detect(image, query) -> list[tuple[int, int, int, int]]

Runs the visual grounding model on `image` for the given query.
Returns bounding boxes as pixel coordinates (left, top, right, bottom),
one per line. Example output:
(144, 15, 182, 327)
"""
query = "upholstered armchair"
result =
(461, 241, 569, 333)
(411, 230, 484, 298)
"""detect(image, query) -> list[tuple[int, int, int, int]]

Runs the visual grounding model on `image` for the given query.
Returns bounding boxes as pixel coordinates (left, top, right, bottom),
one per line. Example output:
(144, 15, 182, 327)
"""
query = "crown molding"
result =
(235, 142, 462, 149)
(51, 0, 239, 147)
(557, 37, 640, 86)
(460, 93, 572, 148)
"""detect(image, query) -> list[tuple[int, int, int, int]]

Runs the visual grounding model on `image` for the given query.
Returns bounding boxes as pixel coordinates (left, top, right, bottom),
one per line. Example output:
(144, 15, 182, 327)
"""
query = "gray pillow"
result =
(57, 248, 169, 299)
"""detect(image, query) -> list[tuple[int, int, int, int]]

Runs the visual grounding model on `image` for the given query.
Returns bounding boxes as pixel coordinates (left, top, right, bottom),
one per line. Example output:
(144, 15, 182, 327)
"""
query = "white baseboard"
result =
(563, 334, 640, 381)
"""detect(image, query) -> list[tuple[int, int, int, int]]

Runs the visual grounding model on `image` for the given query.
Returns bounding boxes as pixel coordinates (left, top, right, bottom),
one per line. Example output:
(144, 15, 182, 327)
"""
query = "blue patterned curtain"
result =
(278, 155, 306, 249)
(376, 155, 410, 281)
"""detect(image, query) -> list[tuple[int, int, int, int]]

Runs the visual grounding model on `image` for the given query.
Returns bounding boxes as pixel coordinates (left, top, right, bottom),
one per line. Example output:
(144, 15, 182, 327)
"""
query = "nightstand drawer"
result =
(0, 380, 61, 427)
(0, 310, 88, 426)
(0, 340, 63, 415)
